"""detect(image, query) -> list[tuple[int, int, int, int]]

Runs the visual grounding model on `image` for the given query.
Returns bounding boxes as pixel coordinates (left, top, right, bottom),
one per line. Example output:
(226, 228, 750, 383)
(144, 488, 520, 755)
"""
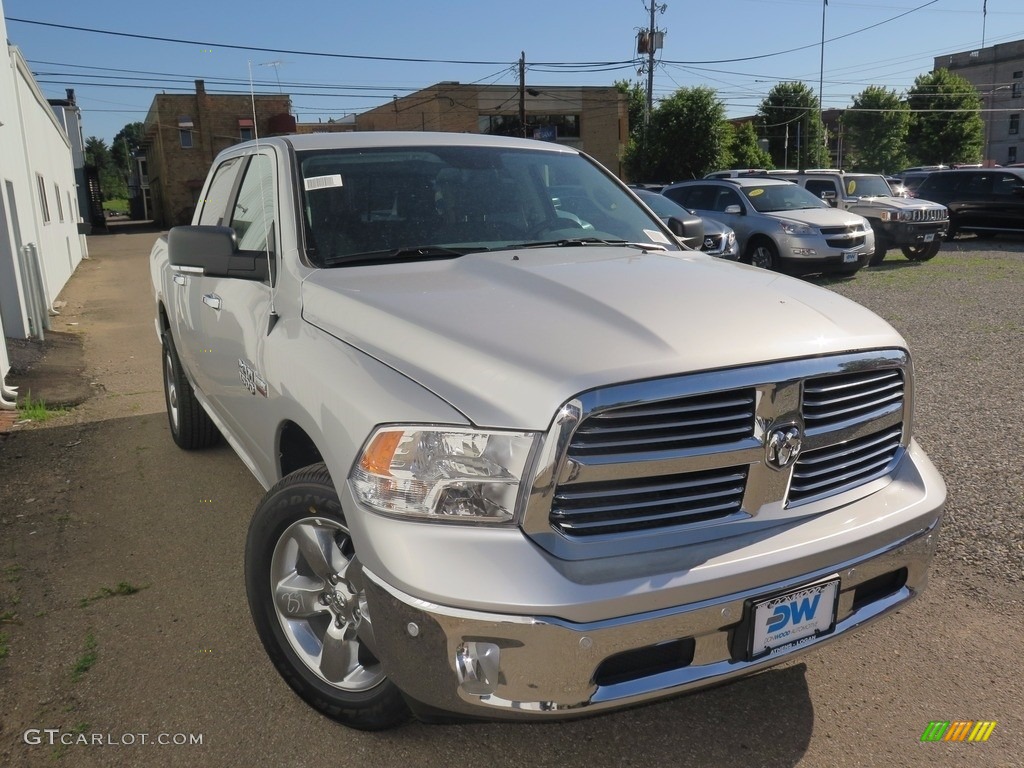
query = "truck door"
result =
(173, 155, 246, 392)
(194, 152, 278, 473)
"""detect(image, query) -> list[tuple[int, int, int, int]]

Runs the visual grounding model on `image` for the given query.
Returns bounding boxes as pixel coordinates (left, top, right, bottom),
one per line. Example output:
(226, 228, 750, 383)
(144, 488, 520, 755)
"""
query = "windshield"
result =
(297, 145, 678, 266)
(845, 176, 894, 197)
(741, 184, 829, 213)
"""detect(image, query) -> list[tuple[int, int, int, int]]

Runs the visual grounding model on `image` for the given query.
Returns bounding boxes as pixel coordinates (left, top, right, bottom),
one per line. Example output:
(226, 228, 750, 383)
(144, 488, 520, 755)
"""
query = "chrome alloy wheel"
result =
(163, 346, 179, 433)
(270, 517, 384, 692)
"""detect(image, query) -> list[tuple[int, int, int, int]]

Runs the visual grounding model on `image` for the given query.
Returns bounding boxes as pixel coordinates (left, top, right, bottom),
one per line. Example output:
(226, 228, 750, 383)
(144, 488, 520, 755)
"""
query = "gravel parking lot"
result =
(821, 236, 1024, 598)
(0, 230, 1021, 767)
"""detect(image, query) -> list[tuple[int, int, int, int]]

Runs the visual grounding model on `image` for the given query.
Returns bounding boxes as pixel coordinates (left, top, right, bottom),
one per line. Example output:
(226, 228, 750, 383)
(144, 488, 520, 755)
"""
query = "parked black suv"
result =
(914, 168, 1024, 238)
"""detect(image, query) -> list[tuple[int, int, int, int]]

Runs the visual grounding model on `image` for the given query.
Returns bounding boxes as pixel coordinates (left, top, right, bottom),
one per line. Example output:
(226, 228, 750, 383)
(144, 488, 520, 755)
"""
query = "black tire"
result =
(245, 464, 409, 730)
(869, 234, 889, 266)
(745, 239, 779, 270)
(161, 329, 219, 449)
(901, 241, 941, 261)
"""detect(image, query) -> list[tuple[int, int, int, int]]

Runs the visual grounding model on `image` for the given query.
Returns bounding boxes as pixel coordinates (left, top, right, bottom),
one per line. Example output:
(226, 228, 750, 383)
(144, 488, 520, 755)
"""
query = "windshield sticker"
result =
(847, 180, 857, 195)
(304, 174, 344, 191)
(645, 229, 671, 244)
(748, 188, 765, 197)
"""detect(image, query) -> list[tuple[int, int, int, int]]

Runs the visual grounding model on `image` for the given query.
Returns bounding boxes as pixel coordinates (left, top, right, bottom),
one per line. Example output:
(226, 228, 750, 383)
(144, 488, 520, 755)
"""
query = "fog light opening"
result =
(455, 641, 501, 695)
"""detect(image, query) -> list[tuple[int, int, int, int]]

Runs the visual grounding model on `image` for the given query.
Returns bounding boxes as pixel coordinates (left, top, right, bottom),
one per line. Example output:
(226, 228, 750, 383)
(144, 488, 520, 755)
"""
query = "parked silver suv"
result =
(771, 170, 948, 265)
(662, 178, 874, 274)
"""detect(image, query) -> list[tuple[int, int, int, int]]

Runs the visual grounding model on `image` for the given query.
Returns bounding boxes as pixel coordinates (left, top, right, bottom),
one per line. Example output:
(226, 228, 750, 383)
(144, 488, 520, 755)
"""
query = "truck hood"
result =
(850, 196, 947, 211)
(301, 248, 904, 430)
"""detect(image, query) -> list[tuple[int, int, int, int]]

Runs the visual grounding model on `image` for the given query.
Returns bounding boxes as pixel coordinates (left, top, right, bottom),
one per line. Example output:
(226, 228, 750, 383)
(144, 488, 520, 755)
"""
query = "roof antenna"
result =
(249, 60, 279, 335)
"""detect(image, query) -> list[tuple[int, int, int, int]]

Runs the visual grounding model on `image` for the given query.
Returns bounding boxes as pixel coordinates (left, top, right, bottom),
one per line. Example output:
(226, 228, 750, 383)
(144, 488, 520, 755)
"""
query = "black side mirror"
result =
(168, 225, 270, 281)
(666, 215, 704, 250)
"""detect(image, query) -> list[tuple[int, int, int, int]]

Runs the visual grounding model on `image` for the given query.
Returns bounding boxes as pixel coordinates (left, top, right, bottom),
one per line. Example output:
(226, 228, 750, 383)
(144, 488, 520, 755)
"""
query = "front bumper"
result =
(878, 220, 948, 247)
(363, 516, 940, 721)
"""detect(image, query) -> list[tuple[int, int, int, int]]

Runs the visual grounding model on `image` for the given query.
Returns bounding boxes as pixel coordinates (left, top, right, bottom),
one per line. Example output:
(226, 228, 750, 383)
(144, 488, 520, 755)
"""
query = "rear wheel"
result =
(161, 330, 218, 449)
(245, 464, 409, 730)
(901, 241, 941, 261)
(746, 239, 779, 271)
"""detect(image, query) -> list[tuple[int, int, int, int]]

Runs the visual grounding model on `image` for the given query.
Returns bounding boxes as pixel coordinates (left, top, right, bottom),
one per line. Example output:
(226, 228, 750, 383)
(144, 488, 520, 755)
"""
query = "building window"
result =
(1011, 115, 1020, 135)
(1010, 146, 1018, 164)
(55, 183, 64, 222)
(238, 118, 255, 142)
(178, 115, 194, 148)
(36, 174, 50, 223)
(478, 113, 580, 139)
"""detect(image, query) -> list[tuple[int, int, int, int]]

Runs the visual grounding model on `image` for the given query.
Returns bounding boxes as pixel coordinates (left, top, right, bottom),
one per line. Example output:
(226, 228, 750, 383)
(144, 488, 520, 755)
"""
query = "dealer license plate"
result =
(923, 233, 935, 242)
(842, 251, 858, 263)
(749, 578, 839, 657)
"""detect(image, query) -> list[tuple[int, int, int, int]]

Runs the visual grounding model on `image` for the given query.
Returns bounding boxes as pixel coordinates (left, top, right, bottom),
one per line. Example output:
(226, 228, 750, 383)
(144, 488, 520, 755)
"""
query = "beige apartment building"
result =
(355, 82, 628, 176)
(936, 39, 1024, 166)
(142, 80, 294, 227)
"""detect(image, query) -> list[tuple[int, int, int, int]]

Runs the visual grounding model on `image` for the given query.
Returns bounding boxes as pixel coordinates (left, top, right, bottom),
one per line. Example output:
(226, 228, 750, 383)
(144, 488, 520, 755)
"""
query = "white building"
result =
(0, 0, 86, 401)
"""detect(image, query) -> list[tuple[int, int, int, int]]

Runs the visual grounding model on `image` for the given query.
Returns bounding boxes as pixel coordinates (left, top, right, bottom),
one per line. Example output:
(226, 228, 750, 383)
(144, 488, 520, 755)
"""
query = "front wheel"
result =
(745, 239, 779, 271)
(901, 241, 941, 261)
(245, 464, 409, 730)
(869, 235, 889, 266)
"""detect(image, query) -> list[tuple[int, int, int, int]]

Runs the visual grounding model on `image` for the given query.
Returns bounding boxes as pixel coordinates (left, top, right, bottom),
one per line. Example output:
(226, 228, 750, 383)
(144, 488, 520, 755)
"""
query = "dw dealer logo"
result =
(920, 720, 997, 743)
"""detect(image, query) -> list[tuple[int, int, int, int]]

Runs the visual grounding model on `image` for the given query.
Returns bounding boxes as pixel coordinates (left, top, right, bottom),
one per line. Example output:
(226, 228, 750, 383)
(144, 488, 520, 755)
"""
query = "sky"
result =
(3, 0, 1023, 145)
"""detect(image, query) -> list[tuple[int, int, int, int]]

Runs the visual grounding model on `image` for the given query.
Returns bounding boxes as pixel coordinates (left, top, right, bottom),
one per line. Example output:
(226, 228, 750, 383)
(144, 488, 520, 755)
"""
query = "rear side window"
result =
(804, 180, 835, 199)
(666, 184, 714, 210)
(197, 156, 244, 226)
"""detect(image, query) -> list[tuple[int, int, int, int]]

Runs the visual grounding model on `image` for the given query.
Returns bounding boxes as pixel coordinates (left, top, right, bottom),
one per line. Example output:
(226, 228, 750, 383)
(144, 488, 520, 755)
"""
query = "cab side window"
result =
(230, 154, 277, 253)
(804, 180, 834, 200)
(197, 156, 243, 226)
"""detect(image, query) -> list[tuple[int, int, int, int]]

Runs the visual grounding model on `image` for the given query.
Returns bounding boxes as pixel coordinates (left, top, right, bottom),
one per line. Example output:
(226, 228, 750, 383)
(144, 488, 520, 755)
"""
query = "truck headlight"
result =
(350, 427, 536, 523)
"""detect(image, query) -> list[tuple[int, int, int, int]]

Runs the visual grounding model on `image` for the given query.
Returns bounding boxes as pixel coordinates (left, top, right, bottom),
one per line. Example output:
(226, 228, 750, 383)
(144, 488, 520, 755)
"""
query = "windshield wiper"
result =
(321, 245, 488, 267)
(503, 237, 668, 251)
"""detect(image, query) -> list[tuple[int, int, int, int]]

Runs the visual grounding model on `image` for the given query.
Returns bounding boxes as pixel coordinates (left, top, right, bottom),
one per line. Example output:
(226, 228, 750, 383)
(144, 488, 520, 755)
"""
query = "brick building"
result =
(355, 82, 628, 177)
(142, 80, 294, 227)
(935, 39, 1024, 166)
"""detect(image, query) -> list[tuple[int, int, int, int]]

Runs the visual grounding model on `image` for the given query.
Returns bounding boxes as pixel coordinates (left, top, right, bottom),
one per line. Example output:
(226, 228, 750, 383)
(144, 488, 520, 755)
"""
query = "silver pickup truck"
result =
(150, 132, 945, 730)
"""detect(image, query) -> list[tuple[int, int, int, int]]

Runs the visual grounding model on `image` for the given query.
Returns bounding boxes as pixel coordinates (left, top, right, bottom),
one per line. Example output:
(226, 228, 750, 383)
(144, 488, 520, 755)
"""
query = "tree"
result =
(843, 87, 910, 173)
(906, 69, 983, 166)
(727, 121, 773, 169)
(85, 136, 125, 200)
(758, 82, 828, 169)
(111, 122, 145, 190)
(616, 79, 649, 180)
(643, 86, 732, 181)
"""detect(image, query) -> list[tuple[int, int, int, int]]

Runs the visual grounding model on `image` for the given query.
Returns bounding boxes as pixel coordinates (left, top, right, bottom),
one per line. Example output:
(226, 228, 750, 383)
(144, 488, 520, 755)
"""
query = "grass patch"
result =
(0, 610, 17, 623)
(102, 198, 129, 214)
(0, 632, 8, 661)
(4, 564, 22, 583)
(16, 392, 66, 422)
(79, 581, 144, 608)
(71, 633, 98, 681)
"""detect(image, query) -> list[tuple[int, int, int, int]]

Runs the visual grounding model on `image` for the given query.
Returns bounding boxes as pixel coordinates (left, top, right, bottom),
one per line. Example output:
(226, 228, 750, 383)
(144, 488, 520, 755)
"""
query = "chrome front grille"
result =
(526, 350, 912, 559)
(825, 234, 866, 248)
(567, 389, 755, 458)
(789, 425, 903, 505)
(803, 369, 904, 430)
(551, 466, 748, 536)
(908, 208, 947, 222)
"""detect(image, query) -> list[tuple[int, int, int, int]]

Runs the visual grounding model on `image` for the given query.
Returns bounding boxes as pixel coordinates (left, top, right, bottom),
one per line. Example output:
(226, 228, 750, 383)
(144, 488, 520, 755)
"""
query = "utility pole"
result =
(637, 2, 667, 174)
(519, 52, 527, 138)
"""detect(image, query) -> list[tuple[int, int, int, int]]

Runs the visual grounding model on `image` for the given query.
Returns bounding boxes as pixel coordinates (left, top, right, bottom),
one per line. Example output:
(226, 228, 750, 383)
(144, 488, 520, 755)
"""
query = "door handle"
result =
(173, 274, 186, 286)
(202, 293, 222, 310)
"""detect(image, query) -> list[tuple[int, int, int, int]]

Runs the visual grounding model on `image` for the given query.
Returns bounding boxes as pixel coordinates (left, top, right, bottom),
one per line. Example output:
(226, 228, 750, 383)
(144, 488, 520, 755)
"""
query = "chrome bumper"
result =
(362, 518, 940, 721)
